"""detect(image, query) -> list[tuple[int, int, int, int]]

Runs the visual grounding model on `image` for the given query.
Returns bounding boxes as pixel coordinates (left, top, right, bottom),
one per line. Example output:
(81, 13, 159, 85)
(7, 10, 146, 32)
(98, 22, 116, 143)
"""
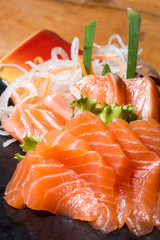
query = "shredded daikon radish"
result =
(0, 78, 37, 121)
(93, 34, 142, 78)
(0, 130, 10, 136)
(137, 61, 160, 78)
(3, 138, 17, 147)
(0, 63, 28, 74)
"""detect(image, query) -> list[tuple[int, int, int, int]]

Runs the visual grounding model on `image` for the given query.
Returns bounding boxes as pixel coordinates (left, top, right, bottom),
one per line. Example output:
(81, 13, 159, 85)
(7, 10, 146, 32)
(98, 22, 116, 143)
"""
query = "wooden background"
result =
(0, 0, 159, 73)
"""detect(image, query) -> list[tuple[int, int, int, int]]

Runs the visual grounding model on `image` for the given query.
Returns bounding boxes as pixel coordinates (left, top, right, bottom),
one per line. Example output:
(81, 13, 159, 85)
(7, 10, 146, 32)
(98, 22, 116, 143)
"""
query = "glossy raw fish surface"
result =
(74, 73, 127, 105)
(107, 119, 160, 236)
(2, 93, 74, 143)
(64, 111, 133, 228)
(0, 80, 160, 240)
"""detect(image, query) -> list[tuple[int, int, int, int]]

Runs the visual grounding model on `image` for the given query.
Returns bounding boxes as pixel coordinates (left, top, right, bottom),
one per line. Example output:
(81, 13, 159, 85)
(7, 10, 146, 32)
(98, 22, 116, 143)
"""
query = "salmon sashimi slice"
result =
(107, 119, 160, 236)
(123, 76, 160, 122)
(73, 73, 127, 105)
(2, 93, 74, 143)
(4, 150, 100, 222)
(39, 93, 74, 125)
(64, 111, 132, 228)
(154, 192, 160, 229)
(35, 129, 118, 233)
(130, 118, 160, 228)
(130, 118, 160, 157)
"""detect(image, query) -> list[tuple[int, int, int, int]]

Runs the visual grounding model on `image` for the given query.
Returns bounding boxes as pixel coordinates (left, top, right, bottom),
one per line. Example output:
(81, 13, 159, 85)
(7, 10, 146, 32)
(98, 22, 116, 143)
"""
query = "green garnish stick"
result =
(127, 8, 141, 79)
(102, 64, 111, 76)
(83, 20, 97, 75)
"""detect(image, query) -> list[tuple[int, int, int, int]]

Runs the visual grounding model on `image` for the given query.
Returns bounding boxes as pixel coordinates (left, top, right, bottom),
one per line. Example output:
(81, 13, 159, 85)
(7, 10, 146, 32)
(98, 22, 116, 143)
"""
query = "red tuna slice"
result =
(107, 119, 160, 237)
(35, 129, 118, 233)
(64, 110, 132, 228)
(4, 150, 99, 221)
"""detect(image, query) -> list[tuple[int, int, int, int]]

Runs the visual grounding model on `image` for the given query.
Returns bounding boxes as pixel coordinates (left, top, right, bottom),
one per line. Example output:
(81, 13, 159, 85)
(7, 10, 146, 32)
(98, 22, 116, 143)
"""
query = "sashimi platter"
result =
(1, 8, 160, 239)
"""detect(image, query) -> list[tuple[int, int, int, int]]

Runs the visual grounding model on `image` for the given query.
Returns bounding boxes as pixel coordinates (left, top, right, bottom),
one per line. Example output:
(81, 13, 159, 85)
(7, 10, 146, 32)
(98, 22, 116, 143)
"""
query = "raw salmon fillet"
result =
(64, 111, 132, 228)
(74, 73, 127, 105)
(35, 129, 118, 233)
(130, 118, 160, 228)
(123, 76, 160, 122)
(2, 93, 74, 143)
(154, 192, 160, 229)
(107, 119, 160, 236)
(4, 150, 100, 221)
(130, 118, 160, 157)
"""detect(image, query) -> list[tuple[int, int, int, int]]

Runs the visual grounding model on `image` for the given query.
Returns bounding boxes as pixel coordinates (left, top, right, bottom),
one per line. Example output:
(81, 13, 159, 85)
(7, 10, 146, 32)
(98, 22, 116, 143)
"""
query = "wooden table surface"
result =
(0, 0, 159, 73)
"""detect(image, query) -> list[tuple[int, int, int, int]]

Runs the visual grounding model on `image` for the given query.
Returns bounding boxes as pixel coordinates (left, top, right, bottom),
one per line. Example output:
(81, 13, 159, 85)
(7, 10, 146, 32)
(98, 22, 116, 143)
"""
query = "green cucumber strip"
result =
(83, 20, 97, 75)
(102, 64, 111, 76)
(126, 8, 141, 79)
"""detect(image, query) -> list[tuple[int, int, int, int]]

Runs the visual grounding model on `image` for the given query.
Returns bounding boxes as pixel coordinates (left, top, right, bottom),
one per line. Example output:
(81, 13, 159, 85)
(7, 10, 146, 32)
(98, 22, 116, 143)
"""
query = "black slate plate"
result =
(0, 82, 160, 240)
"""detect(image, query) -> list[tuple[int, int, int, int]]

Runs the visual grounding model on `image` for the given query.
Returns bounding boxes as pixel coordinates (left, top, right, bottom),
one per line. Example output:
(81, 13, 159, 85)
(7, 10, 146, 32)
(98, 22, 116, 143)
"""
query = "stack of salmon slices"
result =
(4, 109, 160, 237)
(3, 73, 160, 237)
